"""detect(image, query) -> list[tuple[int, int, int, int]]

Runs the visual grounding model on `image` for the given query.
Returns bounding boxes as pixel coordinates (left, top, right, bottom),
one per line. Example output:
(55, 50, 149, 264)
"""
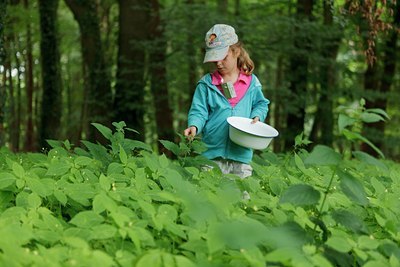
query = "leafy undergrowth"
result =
(0, 122, 399, 267)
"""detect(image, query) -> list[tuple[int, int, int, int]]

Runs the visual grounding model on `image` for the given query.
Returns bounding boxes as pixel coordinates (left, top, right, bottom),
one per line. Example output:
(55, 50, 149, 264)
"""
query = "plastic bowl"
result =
(226, 116, 279, 150)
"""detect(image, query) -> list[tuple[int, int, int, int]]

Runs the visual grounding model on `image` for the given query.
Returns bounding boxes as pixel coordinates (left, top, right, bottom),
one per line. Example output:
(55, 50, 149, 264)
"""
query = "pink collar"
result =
(211, 70, 250, 86)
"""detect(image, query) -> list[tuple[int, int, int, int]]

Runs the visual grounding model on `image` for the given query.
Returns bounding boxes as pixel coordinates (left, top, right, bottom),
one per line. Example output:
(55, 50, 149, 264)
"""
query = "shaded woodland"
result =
(0, 0, 399, 159)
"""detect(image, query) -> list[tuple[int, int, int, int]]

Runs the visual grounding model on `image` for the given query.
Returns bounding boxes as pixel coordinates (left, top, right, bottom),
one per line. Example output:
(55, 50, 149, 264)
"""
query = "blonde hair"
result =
(230, 41, 254, 75)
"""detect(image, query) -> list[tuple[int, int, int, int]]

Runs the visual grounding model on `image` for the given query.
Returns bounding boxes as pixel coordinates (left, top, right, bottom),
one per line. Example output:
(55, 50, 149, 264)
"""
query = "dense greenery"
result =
(0, 0, 399, 159)
(0, 122, 399, 266)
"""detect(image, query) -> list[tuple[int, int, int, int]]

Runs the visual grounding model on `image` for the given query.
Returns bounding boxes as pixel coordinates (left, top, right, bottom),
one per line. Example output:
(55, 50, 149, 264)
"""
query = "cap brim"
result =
(203, 46, 229, 63)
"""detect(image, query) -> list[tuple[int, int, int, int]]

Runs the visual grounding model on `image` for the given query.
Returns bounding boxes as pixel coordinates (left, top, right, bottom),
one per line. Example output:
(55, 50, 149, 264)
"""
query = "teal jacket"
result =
(188, 73, 270, 164)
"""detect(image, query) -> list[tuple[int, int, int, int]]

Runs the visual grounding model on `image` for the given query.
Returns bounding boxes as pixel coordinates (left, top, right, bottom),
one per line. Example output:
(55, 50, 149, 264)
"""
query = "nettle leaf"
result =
(12, 162, 25, 178)
(360, 111, 385, 123)
(99, 174, 111, 191)
(331, 209, 368, 234)
(27, 192, 42, 209)
(352, 151, 388, 171)
(74, 156, 94, 167)
(26, 177, 53, 197)
(46, 161, 71, 176)
(338, 170, 369, 206)
(159, 140, 180, 156)
(338, 114, 357, 133)
(70, 211, 104, 228)
(93, 193, 118, 214)
(119, 145, 128, 164)
(304, 145, 341, 166)
(65, 183, 96, 206)
(279, 184, 320, 206)
(326, 236, 352, 253)
(91, 123, 113, 140)
(91, 224, 117, 240)
(0, 172, 16, 189)
(53, 189, 68, 205)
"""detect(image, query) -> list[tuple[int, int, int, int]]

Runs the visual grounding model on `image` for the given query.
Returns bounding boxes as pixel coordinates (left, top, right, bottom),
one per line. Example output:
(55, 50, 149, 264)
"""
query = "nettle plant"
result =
(0, 120, 399, 267)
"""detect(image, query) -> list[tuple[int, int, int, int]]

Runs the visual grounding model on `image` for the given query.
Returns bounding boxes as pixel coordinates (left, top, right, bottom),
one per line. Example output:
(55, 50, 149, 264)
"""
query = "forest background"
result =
(0, 0, 399, 160)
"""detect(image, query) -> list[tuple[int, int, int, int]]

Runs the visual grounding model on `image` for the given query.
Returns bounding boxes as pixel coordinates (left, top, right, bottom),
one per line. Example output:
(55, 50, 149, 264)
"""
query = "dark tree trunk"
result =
(113, 0, 150, 140)
(310, 0, 341, 147)
(38, 0, 62, 150)
(361, 3, 399, 157)
(0, 0, 5, 146)
(64, 0, 112, 143)
(284, 0, 313, 151)
(23, 0, 36, 152)
(148, 0, 174, 154)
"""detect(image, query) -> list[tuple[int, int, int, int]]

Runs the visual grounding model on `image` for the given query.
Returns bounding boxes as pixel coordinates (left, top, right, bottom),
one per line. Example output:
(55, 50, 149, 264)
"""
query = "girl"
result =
(184, 24, 270, 178)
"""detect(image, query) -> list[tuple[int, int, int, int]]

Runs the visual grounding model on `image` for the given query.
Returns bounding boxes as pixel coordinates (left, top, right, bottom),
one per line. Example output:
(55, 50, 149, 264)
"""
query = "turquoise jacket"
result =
(188, 73, 270, 164)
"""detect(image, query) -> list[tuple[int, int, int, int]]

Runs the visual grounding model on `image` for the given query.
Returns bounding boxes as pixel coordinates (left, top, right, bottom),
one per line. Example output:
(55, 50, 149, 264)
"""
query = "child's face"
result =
(214, 48, 239, 75)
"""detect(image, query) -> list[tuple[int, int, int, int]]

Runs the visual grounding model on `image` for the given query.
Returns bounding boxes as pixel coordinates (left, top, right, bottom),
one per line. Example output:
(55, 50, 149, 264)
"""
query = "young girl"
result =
(184, 24, 270, 178)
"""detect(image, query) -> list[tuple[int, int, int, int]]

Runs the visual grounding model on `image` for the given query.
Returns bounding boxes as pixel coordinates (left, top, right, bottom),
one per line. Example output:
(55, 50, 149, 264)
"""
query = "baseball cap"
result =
(203, 24, 238, 63)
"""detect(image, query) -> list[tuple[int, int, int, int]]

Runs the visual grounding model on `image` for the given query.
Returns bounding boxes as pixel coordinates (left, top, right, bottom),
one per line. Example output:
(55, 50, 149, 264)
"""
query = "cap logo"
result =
(208, 34, 221, 47)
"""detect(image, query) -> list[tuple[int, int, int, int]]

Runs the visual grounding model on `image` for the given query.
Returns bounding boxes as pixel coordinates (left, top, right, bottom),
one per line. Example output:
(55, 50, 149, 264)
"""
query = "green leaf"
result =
(304, 145, 341, 166)
(12, 162, 25, 178)
(26, 177, 53, 197)
(342, 130, 384, 158)
(159, 140, 180, 156)
(338, 170, 368, 206)
(53, 189, 68, 205)
(352, 151, 388, 171)
(331, 209, 368, 234)
(46, 161, 71, 176)
(360, 112, 385, 123)
(91, 123, 113, 140)
(70, 211, 104, 228)
(365, 108, 390, 120)
(74, 156, 94, 167)
(136, 250, 162, 267)
(27, 192, 42, 209)
(338, 114, 357, 133)
(279, 184, 320, 206)
(326, 236, 352, 253)
(93, 193, 118, 213)
(119, 145, 128, 164)
(65, 183, 96, 206)
(99, 174, 111, 191)
(0, 172, 16, 189)
(91, 224, 117, 240)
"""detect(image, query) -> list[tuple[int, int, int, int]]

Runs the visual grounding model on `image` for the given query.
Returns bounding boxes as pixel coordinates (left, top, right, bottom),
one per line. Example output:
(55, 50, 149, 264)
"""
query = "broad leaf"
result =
(280, 184, 320, 206)
(0, 172, 16, 189)
(304, 145, 341, 166)
(91, 123, 113, 140)
(338, 170, 368, 206)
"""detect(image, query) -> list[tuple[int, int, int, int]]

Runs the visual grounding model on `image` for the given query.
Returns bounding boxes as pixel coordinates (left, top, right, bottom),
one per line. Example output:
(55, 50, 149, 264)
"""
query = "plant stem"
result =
(313, 166, 337, 231)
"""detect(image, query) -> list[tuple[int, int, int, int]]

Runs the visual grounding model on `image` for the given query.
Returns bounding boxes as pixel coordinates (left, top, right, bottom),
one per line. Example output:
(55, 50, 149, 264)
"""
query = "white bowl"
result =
(227, 116, 279, 150)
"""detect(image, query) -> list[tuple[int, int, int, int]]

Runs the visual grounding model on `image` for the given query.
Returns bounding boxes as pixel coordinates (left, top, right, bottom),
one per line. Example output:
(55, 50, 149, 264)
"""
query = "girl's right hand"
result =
(184, 126, 197, 139)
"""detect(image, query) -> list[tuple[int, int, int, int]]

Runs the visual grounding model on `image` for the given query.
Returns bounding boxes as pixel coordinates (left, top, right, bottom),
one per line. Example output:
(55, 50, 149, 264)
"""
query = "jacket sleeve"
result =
(187, 82, 209, 134)
(250, 76, 270, 122)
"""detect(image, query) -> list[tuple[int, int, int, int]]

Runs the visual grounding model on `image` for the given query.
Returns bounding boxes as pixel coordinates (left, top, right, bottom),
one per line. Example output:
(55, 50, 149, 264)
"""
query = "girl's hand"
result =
(184, 126, 197, 140)
(251, 116, 260, 124)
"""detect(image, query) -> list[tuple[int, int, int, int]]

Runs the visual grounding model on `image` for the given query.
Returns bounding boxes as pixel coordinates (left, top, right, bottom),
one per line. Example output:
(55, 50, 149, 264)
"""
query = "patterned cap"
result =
(203, 24, 238, 63)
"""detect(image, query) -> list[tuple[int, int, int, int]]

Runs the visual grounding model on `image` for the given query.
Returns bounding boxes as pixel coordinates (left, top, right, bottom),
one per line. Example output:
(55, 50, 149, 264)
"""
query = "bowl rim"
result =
(227, 116, 279, 138)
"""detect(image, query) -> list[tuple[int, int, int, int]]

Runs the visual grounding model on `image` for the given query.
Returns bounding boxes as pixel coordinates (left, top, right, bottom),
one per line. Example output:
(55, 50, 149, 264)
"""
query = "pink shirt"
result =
(211, 70, 252, 107)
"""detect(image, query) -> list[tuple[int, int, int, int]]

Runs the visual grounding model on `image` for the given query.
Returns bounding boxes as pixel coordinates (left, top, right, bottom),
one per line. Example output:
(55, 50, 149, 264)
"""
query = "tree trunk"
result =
(0, 0, 5, 146)
(148, 0, 174, 154)
(23, 0, 36, 151)
(38, 0, 62, 150)
(284, 0, 313, 151)
(309, 0, 341, 147)
(64, 0, 112, 143)
(113, 0, 149, 140)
